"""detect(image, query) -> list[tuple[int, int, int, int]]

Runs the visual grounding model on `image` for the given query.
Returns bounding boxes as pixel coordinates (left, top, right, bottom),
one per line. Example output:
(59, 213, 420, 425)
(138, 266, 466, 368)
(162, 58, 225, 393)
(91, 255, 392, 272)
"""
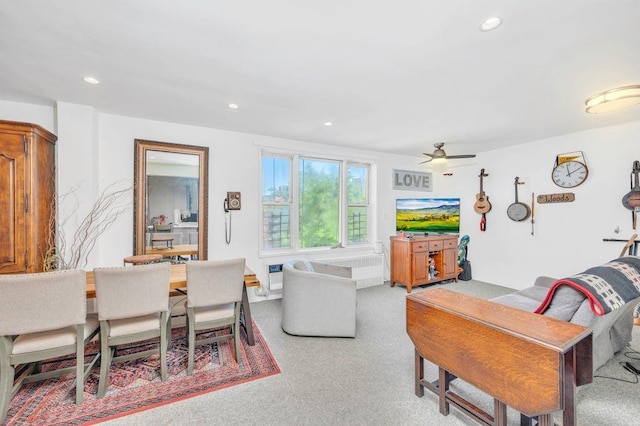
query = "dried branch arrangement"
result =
(45, 182, 132, 271)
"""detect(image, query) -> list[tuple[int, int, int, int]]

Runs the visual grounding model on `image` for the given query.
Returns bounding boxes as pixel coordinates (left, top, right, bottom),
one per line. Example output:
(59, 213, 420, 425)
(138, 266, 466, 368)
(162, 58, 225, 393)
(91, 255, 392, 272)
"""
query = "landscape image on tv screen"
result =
(396, 198, 460, 234)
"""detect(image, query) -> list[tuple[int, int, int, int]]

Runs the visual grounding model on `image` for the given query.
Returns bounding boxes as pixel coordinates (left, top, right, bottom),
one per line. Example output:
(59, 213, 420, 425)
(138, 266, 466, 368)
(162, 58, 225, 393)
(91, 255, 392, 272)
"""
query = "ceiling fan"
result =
(420, 143, 476, 164)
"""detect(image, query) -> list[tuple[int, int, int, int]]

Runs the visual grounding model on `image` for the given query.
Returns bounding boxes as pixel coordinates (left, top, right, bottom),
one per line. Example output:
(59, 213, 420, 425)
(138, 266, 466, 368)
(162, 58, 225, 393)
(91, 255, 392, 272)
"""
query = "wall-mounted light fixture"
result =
(585, 85, 640, 114)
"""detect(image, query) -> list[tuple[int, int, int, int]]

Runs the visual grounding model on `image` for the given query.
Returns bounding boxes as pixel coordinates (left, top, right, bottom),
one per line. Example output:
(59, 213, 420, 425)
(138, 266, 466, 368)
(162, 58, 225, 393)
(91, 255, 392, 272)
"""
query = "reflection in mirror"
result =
(134, 140, 208, 261)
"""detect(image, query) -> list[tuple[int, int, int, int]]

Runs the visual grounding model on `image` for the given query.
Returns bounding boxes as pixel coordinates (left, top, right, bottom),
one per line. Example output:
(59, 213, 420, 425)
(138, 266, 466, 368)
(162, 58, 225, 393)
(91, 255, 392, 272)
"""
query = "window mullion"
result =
(291, 154, 300, 250)
(340, 160, 348, 246)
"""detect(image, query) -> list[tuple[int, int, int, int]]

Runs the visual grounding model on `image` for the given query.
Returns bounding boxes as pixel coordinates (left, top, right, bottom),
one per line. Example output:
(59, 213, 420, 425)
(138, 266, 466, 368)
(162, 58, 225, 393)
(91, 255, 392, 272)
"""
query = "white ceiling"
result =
(1, 1, 640, 157)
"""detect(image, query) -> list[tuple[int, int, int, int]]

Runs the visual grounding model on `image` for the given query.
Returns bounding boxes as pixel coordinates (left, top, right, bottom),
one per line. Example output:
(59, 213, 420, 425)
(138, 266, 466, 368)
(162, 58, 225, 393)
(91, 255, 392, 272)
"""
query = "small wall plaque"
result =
(537, 193, 575, 204)
(393, 169, 432, 191)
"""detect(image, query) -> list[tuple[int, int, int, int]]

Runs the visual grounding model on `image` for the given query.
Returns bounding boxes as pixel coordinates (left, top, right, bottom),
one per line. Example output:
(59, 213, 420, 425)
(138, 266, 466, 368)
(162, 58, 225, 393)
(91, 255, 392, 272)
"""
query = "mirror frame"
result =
(134, 139, 209, 260)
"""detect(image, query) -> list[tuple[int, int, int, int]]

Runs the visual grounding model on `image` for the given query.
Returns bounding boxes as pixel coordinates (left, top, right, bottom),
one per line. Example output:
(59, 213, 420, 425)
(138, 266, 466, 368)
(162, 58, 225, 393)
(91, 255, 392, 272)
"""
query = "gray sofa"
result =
(281, 260, 357, 337)
(491, 275, 640, 373)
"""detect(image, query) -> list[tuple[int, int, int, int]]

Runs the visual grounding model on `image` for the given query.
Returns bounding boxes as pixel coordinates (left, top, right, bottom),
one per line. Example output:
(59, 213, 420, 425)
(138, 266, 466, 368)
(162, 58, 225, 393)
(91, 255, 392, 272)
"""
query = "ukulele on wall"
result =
(473, 169, 491, 231)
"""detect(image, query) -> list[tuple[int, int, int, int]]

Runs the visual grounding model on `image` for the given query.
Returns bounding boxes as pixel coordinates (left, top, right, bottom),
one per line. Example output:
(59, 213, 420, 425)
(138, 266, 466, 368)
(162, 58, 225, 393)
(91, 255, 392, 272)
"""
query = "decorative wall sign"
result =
(537, 193, 575, 204)
(393, 169, 432, 191)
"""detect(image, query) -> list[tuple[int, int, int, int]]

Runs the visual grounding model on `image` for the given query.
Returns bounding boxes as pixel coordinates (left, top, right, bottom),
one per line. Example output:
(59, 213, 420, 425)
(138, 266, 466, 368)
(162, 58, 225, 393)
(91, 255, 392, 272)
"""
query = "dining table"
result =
(85, 263, 260, 346)
(145, 244, 199, 257)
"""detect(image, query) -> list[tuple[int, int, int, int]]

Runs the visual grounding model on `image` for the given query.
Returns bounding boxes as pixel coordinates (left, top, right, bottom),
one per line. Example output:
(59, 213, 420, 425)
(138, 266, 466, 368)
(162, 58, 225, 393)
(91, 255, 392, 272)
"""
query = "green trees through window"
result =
(261, 153, 370, 251)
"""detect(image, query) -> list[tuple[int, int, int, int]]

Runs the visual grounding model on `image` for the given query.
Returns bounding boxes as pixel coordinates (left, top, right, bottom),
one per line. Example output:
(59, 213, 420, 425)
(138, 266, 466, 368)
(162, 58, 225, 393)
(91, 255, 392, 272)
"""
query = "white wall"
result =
(0, 100, 55, 130)
(2, 99, 639, 295)
(447, 120, 640, 289)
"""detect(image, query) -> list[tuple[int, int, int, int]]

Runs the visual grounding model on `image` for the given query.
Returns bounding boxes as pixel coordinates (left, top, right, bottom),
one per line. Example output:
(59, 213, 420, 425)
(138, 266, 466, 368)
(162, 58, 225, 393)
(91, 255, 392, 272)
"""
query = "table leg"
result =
(438, 367, 450, 416)
(494, 400, 507, 426)
(562, 349, 577, 426)
(537, 414, 554, 426)
(415, 349, 424, 397)
(240, 283, 255, 346)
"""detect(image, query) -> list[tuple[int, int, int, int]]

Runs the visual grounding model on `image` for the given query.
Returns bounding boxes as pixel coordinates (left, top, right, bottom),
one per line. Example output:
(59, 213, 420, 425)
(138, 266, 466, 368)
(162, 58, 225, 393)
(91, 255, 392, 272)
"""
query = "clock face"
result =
(552, 160, 588, 188)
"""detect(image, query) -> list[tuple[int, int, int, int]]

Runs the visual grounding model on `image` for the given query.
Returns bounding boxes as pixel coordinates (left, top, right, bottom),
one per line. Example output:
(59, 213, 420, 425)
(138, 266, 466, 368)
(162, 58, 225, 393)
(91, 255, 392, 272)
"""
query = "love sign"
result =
(393, 169, 433, 191)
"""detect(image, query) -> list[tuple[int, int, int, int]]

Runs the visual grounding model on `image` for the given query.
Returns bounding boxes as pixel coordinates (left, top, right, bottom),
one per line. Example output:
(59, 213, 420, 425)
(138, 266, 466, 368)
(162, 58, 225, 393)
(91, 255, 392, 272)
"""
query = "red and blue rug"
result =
(4, 320, 279, 425)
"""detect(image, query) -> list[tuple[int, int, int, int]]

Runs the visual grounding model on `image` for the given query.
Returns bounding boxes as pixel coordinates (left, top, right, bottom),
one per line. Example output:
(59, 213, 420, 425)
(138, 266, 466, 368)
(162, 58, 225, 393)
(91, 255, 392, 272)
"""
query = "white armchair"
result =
(281, 260, 357, 337)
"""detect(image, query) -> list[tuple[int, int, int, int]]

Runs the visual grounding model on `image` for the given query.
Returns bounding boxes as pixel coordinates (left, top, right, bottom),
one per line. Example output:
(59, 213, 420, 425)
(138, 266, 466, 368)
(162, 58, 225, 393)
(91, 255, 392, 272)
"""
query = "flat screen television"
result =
(396, 198, 460, 234)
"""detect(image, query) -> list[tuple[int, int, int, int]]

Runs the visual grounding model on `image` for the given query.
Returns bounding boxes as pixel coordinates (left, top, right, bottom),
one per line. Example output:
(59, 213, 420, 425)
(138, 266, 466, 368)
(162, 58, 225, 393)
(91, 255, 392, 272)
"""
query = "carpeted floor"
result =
(3, 321, 279, 425)
(94, 279, 640, 426)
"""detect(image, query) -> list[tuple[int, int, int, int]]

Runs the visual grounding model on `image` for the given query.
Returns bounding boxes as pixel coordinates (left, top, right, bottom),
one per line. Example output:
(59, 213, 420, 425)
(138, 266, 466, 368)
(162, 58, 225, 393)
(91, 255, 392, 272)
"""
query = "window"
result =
(261, 152, 371, 252)
(261, 156, 291, 249)
(347, 164, 369, 244)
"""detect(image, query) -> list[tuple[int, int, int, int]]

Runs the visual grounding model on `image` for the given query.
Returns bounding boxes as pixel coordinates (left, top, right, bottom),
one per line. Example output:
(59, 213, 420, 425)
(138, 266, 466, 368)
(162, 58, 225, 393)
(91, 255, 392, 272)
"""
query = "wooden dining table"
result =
(145, 244, 199, 257)
(85, 263, 260, 346)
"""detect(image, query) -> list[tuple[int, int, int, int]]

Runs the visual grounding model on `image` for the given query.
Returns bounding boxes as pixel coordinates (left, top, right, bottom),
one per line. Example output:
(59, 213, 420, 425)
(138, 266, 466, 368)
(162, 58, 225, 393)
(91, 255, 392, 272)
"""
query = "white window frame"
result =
(260, 149, 373, 255)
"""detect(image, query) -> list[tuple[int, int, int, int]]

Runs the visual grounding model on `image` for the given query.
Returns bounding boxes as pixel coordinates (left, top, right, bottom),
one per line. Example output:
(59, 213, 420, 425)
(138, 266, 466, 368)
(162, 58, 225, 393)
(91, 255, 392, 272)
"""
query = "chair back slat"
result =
(186, 258, 245, 307)
(94, 262, 170, 321)
(0, 269, 86, 335)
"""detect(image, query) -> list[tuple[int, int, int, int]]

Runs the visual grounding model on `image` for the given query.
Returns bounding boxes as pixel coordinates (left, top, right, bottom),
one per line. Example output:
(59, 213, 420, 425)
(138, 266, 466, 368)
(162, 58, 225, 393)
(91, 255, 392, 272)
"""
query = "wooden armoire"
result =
(0, 120, 57, 274)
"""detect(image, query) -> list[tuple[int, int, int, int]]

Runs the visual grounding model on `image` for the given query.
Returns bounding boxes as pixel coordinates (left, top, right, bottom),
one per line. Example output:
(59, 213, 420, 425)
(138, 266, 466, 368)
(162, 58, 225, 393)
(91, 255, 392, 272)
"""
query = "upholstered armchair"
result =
(281, 260, 357, 337)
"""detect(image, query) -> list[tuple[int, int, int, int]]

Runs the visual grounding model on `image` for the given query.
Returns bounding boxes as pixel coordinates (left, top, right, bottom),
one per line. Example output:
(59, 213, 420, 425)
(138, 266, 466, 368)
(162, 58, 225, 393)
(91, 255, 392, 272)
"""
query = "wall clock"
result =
(551, 152, 589, 188)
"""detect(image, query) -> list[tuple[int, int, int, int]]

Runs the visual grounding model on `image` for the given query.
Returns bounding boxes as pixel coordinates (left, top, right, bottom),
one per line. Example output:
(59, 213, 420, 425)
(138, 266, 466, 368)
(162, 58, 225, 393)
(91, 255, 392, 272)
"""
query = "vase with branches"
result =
(44, 182, 133, 271)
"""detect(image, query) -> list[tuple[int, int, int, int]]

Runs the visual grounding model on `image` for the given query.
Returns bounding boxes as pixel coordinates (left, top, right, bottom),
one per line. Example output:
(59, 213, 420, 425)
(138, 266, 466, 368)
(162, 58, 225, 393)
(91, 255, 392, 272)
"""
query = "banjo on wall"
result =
(507, 177, 531, 222)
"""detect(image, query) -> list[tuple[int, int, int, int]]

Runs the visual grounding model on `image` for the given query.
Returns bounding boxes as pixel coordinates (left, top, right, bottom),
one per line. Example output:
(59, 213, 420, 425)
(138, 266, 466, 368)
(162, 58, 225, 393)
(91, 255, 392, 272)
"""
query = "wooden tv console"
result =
(407, 289, 593, 426)
(390, 235, 458, 293)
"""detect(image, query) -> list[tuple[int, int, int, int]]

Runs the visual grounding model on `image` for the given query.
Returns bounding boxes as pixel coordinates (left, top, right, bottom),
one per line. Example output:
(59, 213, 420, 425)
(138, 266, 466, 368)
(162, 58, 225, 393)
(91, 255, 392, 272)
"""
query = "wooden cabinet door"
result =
(442, 248, 457, 277)
(413, 251, 429, 283)
(390, 238, 410, 285)
(0, 133, 27, 273)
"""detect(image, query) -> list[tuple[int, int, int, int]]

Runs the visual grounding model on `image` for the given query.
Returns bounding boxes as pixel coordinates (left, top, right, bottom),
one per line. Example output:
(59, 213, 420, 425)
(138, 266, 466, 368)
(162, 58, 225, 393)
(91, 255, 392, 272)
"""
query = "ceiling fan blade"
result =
(419, 158, 433, 164)
(445, 154, 476, 159)
(422, 153, 433, 157)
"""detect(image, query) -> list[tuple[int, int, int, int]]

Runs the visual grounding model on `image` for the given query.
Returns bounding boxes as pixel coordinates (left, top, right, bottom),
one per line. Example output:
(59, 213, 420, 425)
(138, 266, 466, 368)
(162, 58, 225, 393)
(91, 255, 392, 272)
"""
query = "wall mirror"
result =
(134, 139, 209, 260)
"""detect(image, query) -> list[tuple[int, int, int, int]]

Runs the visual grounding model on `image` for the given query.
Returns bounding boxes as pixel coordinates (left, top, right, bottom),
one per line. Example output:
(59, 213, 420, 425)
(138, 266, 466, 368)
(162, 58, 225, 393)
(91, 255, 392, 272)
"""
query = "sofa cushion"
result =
(570, 299, 595, 327)
(491, 293, 541, 312)
(515, 285, 550, 303)
(542, 285, 586, 321)
(293, 260, 314, 272)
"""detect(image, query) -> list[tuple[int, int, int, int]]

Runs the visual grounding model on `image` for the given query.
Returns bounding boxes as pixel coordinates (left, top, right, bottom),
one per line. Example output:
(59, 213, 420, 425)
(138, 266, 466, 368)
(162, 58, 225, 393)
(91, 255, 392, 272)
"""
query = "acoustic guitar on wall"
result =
(474, 168, 492, 214)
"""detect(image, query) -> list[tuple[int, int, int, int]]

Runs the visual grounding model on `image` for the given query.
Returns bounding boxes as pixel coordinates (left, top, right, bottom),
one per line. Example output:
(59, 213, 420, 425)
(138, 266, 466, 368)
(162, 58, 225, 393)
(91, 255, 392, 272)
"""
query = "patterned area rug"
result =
(4, 320, 279, 425)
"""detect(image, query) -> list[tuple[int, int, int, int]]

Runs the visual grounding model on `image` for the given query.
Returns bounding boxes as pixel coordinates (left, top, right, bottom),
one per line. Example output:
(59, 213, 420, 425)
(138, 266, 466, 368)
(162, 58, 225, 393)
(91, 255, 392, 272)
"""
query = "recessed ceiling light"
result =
(480, 16, 503, 32)
(324, 121, 333, 127)
(228, 103, 239, 109)
(83, 76, 100, 84)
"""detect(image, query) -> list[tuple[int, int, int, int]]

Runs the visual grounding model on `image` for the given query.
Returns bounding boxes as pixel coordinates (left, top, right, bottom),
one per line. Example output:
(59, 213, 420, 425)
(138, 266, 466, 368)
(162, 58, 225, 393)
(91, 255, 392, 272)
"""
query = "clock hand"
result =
(566, 165, 573, 176)
(567, 164, 583, 177)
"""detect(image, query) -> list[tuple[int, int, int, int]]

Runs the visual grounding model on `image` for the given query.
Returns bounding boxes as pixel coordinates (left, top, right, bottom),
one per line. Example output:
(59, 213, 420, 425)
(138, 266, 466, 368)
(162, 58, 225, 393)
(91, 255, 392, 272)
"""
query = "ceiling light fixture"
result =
(227, 103, 239, 109)
(83, 76, 100, 85)
(324, 121, 333, 127)
(585, 85, 640, 114)
(480, 16, 503, 32)
(432, 157, 448, 172)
